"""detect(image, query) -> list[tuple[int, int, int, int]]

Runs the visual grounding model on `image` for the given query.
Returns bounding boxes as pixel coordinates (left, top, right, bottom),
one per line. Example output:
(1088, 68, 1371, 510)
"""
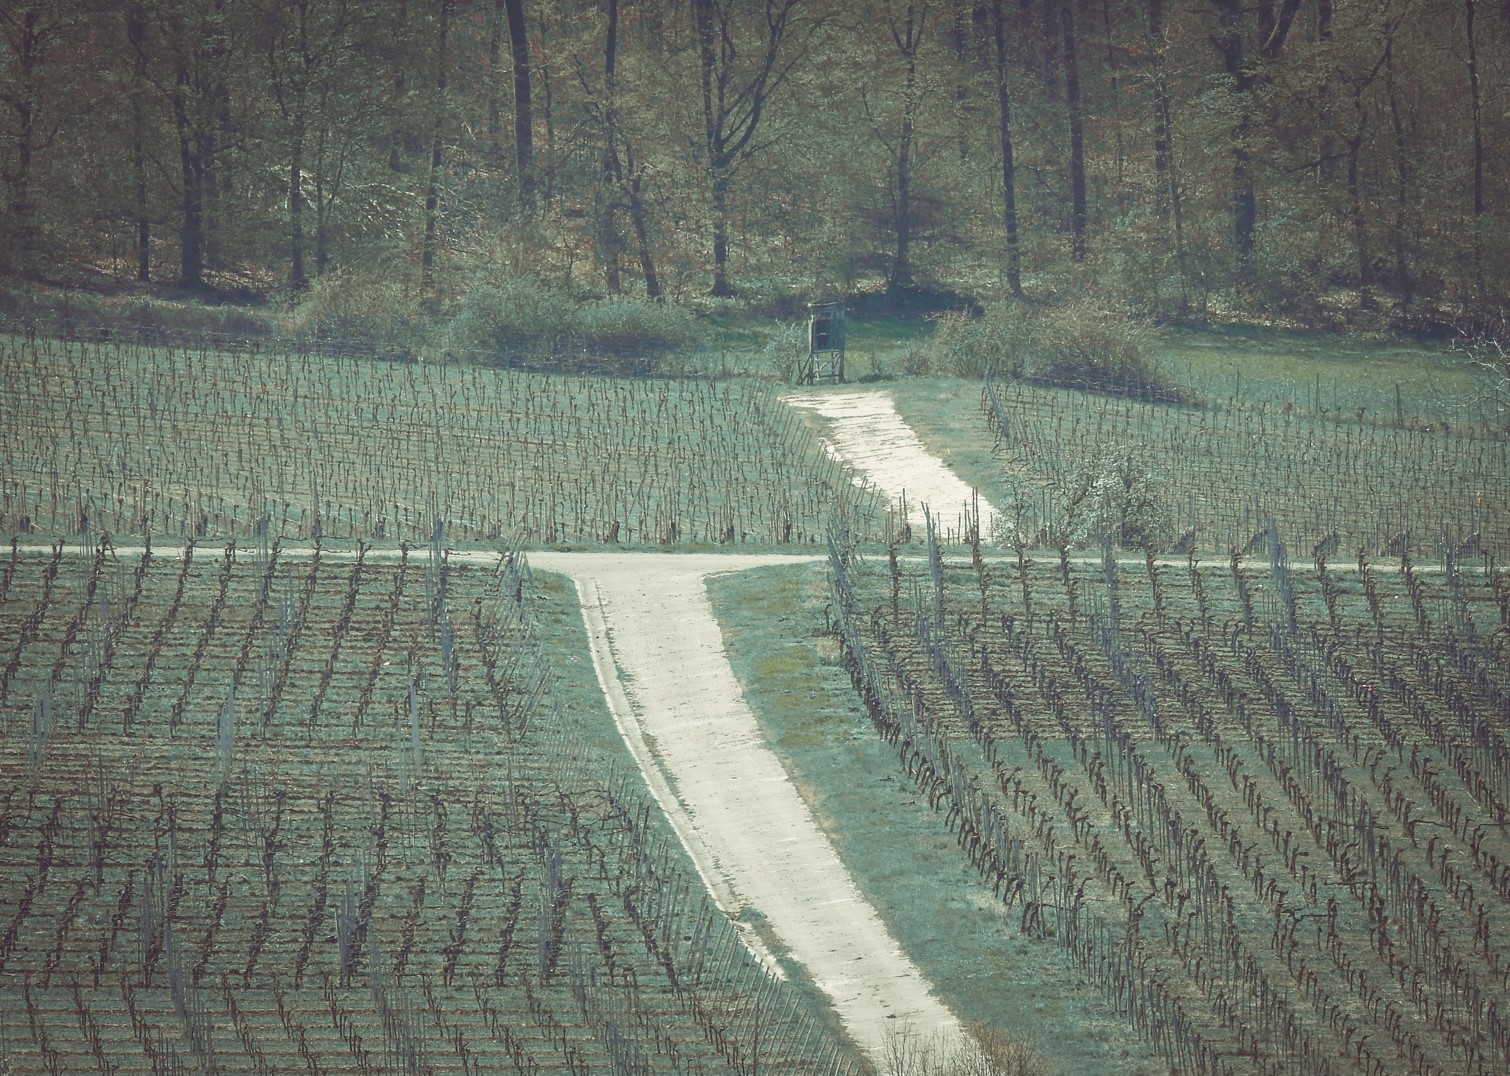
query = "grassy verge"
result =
(883, 378, 1015, 515)
(1157, 324, 1491, 425)
(706, 562, 1168, 1074)
(846, 317, 1487, 432)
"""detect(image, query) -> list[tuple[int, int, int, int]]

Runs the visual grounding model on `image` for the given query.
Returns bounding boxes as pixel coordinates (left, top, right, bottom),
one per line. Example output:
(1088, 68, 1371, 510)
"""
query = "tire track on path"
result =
(785, 389, 1000, 538)
(530, 551, 961, 1067)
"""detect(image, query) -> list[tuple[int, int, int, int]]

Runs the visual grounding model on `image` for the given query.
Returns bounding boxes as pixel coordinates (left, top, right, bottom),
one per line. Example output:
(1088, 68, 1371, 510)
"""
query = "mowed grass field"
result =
(1, 326, 1508, 1074)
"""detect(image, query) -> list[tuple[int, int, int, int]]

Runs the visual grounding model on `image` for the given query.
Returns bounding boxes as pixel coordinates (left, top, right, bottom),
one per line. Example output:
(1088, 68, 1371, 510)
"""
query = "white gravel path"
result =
(530, 551, 961, 1066)
(785, 389, 998, 538)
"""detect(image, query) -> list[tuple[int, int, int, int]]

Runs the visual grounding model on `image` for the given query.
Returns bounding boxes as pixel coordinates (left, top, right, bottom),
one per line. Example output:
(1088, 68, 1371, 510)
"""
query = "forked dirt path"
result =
(530, 551, 961, 1064)
(10, 390, 994, 1066)
(785, 389, 1000, 536)
(531, 392, 1003, 1061)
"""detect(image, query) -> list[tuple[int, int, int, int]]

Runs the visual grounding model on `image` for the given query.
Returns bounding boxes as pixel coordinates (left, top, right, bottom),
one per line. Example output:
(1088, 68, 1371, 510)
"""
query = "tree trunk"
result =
(9, 101, 33, 279)
(1342, 37, 1394, 311)
(1346, 112, 1370, 308)
(1315, 0, 1335, 187)
(1383, 33, 1413, 307)
(949, 0, 970, 161)
(891, 97, 915, 294)
(1147, 0, 1186, 308)
(388, 0, 409, 172)
(175, 139, 204, 289)
(888, 1, 926, 297)
(1464, 0, 1484, 293)
(1060, 0, 1086, 261)
(709, 169, 733, 297)
(626, 175, 660, 299)
(538, 10, 556, 205)
(420, 0, 450, 313)
(128, 3, 151, 282)
(693, 0, 731, 296)
(286, 0, 311, 291)
(503, 0, 533, 207)
(289, 93, 307, 290)
(601, 9, 659, 303)
(314, 118, 331, 276)
(887, 119, 912, 294)
(1212, 0, 1304, 291)
(420, 129, 442, 308)
(170, 38, 205, 290)
(1213, 0, 1256, 287)
(1257, 0, 1275, 42)
(1099, 0, 1124, 207)
(991, 0, 1022, 295)
(596, 0, 623, 292)
(1040, 0, 1060, 99)
(203, 0, 229, 271)
(487, 0, 505, 163)
(3, 6, 40, 279)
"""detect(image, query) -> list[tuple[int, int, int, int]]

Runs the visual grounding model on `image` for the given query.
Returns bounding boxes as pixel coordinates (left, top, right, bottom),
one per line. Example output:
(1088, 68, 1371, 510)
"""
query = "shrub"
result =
(283, 270, 424, 357)
(1455, 309, 1510, 427)
(0, 288, 278, 347)
(761, 320, 808, 382)
(573, 295, 699, 353)
(920, 296, 1190, 402)
(881, 1023, 1042, 1076)
(900, 348, 931, 377)
(1022, 298, 1168, 397)
(1054, 443, 1169, 551)
(446, 277, 569, 356)
(988, 470, 1047, 547)
(922, 302, 1033, 379)
(446, 278, 699, 371)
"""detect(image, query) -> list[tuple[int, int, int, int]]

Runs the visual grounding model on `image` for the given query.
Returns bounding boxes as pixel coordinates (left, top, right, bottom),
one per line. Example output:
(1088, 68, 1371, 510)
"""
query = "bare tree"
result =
(1060, 0, 1086, 261)
(265, 0, 358, 291)
(1209, 0, 1304, 287)
(885, 0, 929, 297)
(419, 0, 450, 312)
(0, 1, 81, 280)
(991, 0, 1022, 295)
(691, 0, 813, 297)
(504, 0, 533, 207)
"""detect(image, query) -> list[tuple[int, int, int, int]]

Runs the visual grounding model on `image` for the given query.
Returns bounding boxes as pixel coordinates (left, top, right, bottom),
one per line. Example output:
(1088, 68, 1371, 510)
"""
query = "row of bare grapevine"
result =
(0, 539, 860, 1073)
(982, 373, 1510, 557)
(829, 509, 1510, 1074)
(0, 334, 891, 546)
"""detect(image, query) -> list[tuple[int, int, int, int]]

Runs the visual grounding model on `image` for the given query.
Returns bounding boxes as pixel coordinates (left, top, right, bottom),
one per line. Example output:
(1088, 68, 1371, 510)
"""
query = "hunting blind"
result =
(802, 302, 845, 384)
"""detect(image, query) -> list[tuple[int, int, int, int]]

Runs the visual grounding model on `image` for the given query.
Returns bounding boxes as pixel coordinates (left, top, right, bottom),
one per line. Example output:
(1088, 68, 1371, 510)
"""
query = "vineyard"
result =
(0, 533, 858, 1073)
(827, 504, 1510, 1074)
(978, 375, 1508, 557)
(3, 317, 1510, 1074)
(0, 334, 891, 547)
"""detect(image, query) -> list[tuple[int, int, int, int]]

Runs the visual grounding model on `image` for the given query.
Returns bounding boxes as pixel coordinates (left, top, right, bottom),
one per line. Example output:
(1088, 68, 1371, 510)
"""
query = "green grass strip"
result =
(706, 561, 1169, 1074)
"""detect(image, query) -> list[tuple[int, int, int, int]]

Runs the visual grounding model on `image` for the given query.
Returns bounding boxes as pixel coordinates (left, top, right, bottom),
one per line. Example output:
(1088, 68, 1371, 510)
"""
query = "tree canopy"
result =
(1, 0, 1505, 324)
